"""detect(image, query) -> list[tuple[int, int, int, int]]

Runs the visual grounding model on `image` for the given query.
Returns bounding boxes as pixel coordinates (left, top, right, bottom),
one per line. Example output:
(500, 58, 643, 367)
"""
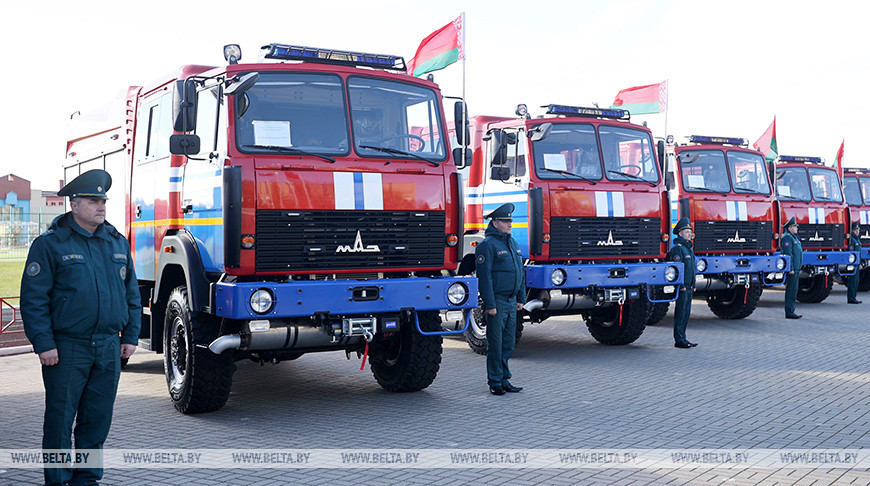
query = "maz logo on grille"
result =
(597, 231, 624, 246)
(336, 231, 381, 253)
(727, 231, 746, 243)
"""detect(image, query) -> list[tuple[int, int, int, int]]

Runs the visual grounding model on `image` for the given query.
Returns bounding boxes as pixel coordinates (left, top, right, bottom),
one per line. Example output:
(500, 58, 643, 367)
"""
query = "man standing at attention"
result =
(21, 169, 141, 486)
(475, 203, 525, 395)
(780, 216, 803, 319)
(668, 218, 697, 348)
(847, 222, 863, 304)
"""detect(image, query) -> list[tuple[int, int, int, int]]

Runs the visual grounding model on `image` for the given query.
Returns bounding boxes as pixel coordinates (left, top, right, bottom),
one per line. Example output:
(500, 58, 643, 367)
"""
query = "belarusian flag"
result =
(835, 139, 844, 179)
(610, 80, 667, 114)
(407, 13, 465, 78)
(753, 118, 778, 163)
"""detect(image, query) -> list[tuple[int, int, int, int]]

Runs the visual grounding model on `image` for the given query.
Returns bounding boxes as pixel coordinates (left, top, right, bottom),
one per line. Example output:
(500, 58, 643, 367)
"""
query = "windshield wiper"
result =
(685, 184, 729, 197)
(606, 170, 656, 187)
(733, 187, 768, 195)
(241, 144, 335, 163)
(540, 168, 596, 185)
(777, 194, 805, 201)
(359, 145, 440, 167)
(813, 196, 839, 202)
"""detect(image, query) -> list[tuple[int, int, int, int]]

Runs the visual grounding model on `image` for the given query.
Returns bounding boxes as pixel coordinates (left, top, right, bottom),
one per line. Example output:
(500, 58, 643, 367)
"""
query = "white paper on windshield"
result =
(543, 153, 567, 172)
(253, 120, 292, 147)
(778, 185, 791, 197)
(687, 175, 705, 188)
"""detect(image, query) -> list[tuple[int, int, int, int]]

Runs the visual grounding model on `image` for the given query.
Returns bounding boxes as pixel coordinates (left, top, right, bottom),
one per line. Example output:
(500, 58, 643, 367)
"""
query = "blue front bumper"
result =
(525, 262, 683, 294)
(801, 250, 860, 276)
(696, 254, 790, 286)
(214, 276, 478, 320)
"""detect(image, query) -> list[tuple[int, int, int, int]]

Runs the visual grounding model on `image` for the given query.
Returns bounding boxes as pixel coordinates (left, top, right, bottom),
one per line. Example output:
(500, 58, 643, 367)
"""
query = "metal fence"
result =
(0, 213, 63, 261)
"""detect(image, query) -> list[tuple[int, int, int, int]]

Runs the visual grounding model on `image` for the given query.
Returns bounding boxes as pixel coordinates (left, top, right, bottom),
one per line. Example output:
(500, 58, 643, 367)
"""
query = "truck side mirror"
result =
(170, 134, 201, 155)
(491, 166, 511, 181)
(665, 171, 675, 190)
(453, 147, 472, 168)
(657, 140, 665, 171)
(489, 129, 507, 167)
(454, 101, 470, 146)
(173, 79, 198, 133)
(528, 123, 552, 142)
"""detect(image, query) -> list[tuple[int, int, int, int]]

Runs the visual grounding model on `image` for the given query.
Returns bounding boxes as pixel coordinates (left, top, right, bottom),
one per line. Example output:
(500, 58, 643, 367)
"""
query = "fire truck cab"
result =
(664, 135, 789, 320)
(64, 43, 478, 413)
(458, 104, 681, 353)
(773, 155, 858, 303)
(842, 167, 870, 290)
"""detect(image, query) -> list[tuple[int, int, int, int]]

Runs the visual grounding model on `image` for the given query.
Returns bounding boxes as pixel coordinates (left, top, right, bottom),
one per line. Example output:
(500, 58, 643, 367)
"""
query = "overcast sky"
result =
(2, 0, 866, 191)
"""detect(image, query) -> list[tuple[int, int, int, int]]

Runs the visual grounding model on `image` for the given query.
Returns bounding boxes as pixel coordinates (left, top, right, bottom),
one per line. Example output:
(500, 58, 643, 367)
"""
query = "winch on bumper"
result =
(693, 254, 790, 289)
(799, 250, 859, 277)
(521, 262, 683, 313)
(208, 276, 477, 354)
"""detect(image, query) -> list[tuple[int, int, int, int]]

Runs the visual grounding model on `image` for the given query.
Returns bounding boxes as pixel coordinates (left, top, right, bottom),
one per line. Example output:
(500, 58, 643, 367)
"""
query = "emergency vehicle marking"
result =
(808, 207, 825, 224)
(595, 191, 625, 217)
(131, 218, 223, 228)
(334, 172, 383, 210)
(468, 189, 529, 230)
(726, 201, 748, 221)
(169, 166, 183, 192)
(861, 210, 870, 225)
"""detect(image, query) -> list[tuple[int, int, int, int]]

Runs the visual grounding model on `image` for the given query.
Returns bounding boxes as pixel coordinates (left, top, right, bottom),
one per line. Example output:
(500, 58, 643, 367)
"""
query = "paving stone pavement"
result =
(1, 285, 869, 485)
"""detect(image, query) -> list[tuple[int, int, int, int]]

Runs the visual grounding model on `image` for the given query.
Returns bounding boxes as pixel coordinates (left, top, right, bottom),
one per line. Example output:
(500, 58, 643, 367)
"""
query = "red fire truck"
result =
(456, 104, 681, 353)
(63, 43, 478, 413)
(842, 167, 870, 290)
(663, 135, 789, 320)
(773, 156, 858, 302)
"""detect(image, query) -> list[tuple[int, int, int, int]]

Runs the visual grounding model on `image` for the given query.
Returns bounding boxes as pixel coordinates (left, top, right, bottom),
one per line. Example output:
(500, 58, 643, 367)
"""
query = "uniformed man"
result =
(475, 203, 525, 395)
(668, 218, 697, 348)
(847, 222, 863, 304)
(780, 216, 803, 319)
(21, 169, 141, 486)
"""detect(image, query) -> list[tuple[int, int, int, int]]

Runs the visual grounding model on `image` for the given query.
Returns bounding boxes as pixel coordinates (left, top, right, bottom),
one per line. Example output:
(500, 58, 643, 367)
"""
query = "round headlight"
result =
(250, 289, 274, 314)
(665, 265, 678, 282)
(696, 258, 707, 273)
(776, 257, 787, 270)
(447, 282, 468, 305)
(849, 252, 858, 263)
(551, 268, 567, 286)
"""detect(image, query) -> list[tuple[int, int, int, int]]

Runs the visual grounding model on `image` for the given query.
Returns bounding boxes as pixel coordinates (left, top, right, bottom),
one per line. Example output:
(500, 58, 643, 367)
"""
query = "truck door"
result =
(483, 128, 530, 255)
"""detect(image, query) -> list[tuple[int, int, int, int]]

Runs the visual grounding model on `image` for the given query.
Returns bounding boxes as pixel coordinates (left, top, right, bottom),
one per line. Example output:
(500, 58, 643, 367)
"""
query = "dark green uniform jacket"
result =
(21, 213, 141, 354)
(780, 231, 803, 271)
(667, 236, 695, 286)
(475, 223, 525, 310)
(849, 233, 862, 253)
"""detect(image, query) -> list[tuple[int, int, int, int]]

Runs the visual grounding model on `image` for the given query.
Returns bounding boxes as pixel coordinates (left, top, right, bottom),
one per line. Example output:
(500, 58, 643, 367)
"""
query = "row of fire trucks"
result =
(62, 42, 863, 413)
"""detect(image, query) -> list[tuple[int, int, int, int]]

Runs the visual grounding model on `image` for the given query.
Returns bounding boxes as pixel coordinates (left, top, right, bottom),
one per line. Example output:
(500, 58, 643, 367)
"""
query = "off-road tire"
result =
(463, 300, 523, 355)
(369, 311, 443, 392)
(706, 283, 763, 319)
(645, 302, 670, 326)
(858, 269, 870, 292)
(797, 274, 833, 303)
(164, 286, 234, 414)
(586, 298, 650, 345)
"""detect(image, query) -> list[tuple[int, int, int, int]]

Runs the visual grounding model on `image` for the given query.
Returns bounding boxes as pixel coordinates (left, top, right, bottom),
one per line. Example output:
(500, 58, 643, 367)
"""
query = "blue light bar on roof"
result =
(689, 135, 747, 146)
(844, 168, 870, 175)
(544, 104, 630, 120)
(260, 44, 406, 71)
(779, 155, 824, 164)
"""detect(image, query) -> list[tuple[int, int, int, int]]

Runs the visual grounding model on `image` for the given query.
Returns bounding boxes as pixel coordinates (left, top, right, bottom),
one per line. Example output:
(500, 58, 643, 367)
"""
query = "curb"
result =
(0, 344, 33, 357)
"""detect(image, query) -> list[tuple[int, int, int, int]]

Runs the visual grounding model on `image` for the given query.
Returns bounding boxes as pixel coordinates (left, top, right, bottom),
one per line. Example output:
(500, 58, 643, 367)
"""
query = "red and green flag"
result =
(753, 117, 778, 163)
(610, 80, 668, 114)
(407, 13, 465, 78)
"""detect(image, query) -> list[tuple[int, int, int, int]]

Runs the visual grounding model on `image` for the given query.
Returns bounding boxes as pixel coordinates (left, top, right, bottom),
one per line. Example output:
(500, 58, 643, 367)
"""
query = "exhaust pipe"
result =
(209, 335, 241, 354)
(208, 321, 358, 354)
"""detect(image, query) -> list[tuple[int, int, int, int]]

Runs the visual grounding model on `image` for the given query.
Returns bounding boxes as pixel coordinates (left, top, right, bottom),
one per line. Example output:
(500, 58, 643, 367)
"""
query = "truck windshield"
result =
(728, 151, 771, 195)
(348, 76, 446, 161)
(599, 126, 659, 183)
(862, 178, 870, 205)
(532, 123, 603, 180)
(775, 167, 811, 202)
(845, 178, 863, 206)
(235, 72, 349, 155)
(807, 167, 843, 203)
(678, 150, 730, 194)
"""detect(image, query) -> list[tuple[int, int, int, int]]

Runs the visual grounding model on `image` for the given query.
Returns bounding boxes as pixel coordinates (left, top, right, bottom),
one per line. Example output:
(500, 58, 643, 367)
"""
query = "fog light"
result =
(776, 257, 787, 270)
(445, 310, 463, 321)
(696, 258, 707, 272)
(248, 320, 271, 332)
(849, 253, 858, 263)
(663, 285, 676, 294)
(551, 268, 567, 286)
(250, 289, 274, 314)
(447, 282, 468, 305)
(665, 265, 678, 282)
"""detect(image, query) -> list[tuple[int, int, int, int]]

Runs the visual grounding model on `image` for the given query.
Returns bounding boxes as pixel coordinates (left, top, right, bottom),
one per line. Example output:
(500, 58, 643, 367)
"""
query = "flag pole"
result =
(663, 79, 669, 143)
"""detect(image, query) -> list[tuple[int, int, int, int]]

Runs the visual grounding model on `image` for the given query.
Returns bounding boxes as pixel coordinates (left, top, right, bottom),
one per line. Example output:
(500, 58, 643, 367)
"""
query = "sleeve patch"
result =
(477, 254, 485, 264)
(26, 262, 41, 277)
(674, 255, 681, 261)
